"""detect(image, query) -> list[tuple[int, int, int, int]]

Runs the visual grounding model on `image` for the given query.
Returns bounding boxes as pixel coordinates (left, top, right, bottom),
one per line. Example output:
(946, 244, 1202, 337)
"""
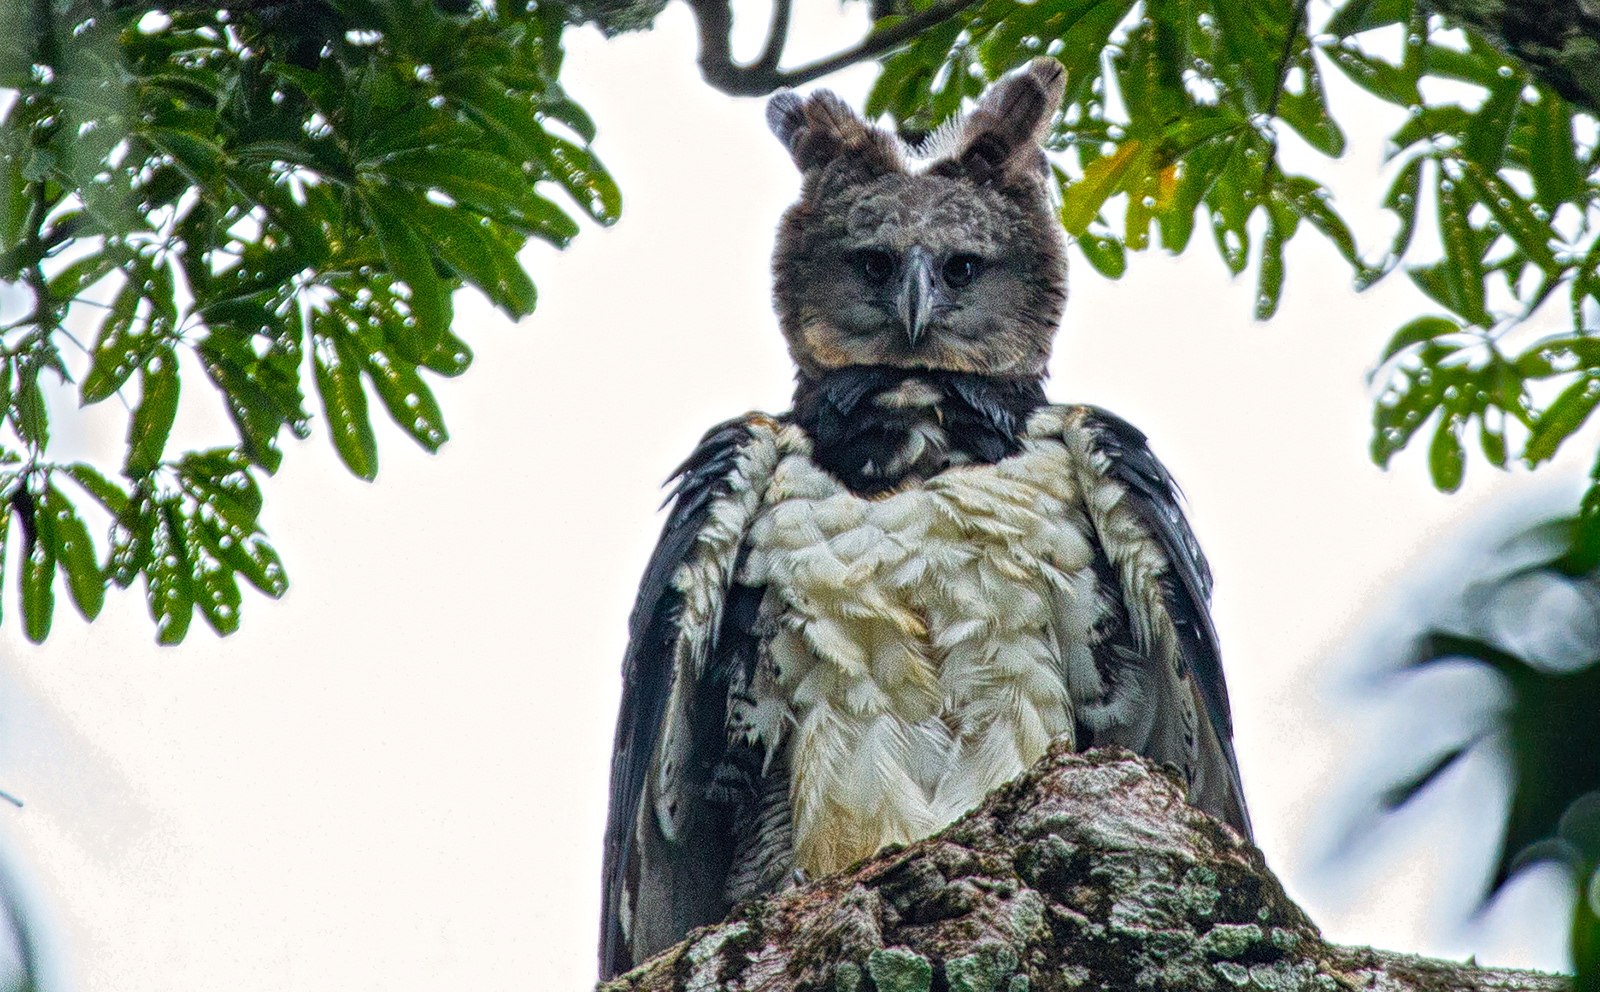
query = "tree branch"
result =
(602, 745, 1571, 992)
(754, 0, 791, 74)
(686, 0, 981, 97)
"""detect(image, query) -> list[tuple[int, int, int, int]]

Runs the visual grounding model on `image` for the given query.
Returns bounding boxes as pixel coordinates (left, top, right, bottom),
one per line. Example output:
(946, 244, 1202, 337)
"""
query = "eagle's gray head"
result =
(768, 58, 1068, 381)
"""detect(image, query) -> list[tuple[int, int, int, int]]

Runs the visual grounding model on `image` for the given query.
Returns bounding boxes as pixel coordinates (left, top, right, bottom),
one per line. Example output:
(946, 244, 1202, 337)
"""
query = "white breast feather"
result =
(740, 420, 1117, 876)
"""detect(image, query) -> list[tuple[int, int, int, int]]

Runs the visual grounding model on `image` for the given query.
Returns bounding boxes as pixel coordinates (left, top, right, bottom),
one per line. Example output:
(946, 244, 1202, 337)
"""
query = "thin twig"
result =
(686, 0, 980, 96)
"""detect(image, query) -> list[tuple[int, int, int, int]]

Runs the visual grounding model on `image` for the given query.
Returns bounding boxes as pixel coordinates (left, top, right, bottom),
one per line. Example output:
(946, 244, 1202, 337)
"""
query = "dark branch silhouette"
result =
(684, 0, 981, 96)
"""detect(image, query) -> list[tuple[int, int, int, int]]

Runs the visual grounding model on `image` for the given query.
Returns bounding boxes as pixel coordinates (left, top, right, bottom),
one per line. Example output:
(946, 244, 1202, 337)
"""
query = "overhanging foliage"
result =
(0, 0, 614, 642)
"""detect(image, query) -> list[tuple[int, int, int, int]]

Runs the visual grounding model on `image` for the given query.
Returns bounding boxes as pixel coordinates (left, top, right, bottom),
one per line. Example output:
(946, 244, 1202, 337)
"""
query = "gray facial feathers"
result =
(769, 61, 1069, 380)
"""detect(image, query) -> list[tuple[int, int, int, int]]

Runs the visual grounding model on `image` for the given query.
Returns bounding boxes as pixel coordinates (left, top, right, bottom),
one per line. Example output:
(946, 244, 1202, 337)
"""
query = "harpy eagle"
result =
(599, 58, 1251, 979)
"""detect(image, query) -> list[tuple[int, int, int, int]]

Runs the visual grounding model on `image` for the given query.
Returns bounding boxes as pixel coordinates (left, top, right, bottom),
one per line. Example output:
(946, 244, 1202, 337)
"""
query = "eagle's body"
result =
(599, 61, 1250, 979)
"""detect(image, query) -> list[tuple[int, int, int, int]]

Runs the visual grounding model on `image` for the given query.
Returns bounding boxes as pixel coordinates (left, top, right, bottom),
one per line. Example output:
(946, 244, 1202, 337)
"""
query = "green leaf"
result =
(355, 104, 479, 163)
(418, 329, 474, 378)
(147, 502, 194, 644)
(311, 312, 379, 481)
(1420, 40, 1513, 88)
(1526, 378, 1600, 466)
(1159, 138, 1229, 254)
(1276, 56, 1347, 158)
(37, 484, 103, 621)
(381, 148, 579, 246)
(1527, 93, 1582, 210)
(1370, 343, 1475, 466)
(1574, 453, 1600, 574)
(0, 498, 12, 629)
(542, 97, 598, 145)
(17, 492, 54, 644)
(145, 126, 227, 191)
(83, 270, 154, 404)
(1478, 414, 1508, 468)
(203, 525, 287, 599)
(1436, 169, 1491, 325)
(177, 450, 262, 532)
(1462, 73, 1521, 172)
(1407, 261, 1460, 315)
(363, 349, 448, 453)
(63, 462, 129, 516)
(1061, 141, 1148, 236)
(1428, 416, 1465, 492)
(391, 197, 536, 318)
(1281, 175, 1367, 275)
(201, 363, 287, 475)
(525, 129, 622, 226)
(1052, 0, 1138, 113)
(1256, 206, 1288, 320)
(1390, 106, 1476, 158)
(1075, 231, 1127, 279)
(1208, 157, 1255, 276)
(1458, 162, 1562, 276)
(47, 249, 119, 301)
(1325, 0, 1412, 36)
(364, 196, 451, 361)
(1378, 315, 1459, 363)
(1382, 155, 1425, 265)
(1325, 44, 1419, 105)
(183, 513, 242, 636)
(1211, 0, 1285, 113)
(1575, 238, 1600, 331)
(13, 362, 49, 451)
(126, 347, 180, 475)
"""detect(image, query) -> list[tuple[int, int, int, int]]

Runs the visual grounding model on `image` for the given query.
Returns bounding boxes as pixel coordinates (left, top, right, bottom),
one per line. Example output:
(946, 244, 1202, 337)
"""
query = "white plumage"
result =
(724, 407, 1169, 876)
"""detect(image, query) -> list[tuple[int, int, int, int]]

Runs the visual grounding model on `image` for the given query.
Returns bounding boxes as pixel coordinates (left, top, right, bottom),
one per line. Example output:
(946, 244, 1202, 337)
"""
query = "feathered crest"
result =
(766, 89, 901, 177)
(766, 58, 1065, 186)
(948, 57, 1065, 182)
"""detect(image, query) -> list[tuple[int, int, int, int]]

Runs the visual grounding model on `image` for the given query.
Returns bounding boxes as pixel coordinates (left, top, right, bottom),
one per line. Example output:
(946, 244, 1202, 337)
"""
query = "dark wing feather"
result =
(599, 416, 760, 979)
(1080, 406, 1252, 838)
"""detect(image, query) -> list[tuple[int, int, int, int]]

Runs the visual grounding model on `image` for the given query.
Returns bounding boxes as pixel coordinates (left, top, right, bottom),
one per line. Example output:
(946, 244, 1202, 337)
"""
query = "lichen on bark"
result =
(600, 744, 1569, 992)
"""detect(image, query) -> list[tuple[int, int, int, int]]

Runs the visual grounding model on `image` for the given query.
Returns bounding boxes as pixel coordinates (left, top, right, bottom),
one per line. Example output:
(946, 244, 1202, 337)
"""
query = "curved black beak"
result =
(897, 247, 937, 346)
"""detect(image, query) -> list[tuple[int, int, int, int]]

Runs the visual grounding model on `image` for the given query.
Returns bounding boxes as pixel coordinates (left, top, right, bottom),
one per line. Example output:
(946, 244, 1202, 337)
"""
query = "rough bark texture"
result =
(1422, 0, 1600, 114)
(600, 744, 1569, 992)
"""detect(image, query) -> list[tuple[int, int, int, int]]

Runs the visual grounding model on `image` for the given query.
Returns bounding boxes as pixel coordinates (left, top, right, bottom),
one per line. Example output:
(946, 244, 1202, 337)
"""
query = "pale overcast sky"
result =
(0, 3, 1585, 989)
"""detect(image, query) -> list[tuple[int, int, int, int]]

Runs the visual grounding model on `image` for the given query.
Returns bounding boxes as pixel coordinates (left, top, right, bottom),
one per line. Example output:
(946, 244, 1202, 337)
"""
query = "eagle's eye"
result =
(943, 254, 982, 289)
(854, 249, 895, 286)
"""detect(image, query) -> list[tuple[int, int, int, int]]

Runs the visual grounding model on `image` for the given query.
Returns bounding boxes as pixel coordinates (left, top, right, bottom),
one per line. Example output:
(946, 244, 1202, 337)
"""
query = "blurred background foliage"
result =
(0, 0, 1597, 986)
(1374, 514, 1599, 990)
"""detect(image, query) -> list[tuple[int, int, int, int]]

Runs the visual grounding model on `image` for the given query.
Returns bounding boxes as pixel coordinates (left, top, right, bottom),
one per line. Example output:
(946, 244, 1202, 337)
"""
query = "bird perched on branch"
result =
(599, 58, 1251, 979)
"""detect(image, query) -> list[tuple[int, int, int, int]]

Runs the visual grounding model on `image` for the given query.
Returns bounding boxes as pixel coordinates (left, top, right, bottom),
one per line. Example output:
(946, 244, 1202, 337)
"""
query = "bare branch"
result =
(754, 0, 791, 73)
(686, 0, 981, 97)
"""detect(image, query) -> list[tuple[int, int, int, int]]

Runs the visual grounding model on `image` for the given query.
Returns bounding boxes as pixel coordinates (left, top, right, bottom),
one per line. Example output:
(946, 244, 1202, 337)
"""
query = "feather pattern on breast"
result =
(738, 415, 1111, 876)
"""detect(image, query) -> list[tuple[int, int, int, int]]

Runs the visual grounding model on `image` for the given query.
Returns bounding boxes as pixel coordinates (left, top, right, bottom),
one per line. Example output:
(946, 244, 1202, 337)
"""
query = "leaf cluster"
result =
(0, 0, 614, 641)
(865, 0, 1600, 547)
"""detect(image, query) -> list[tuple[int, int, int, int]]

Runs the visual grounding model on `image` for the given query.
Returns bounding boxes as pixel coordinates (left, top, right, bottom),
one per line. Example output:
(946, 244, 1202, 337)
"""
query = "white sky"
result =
(0, 4, 1588, 989)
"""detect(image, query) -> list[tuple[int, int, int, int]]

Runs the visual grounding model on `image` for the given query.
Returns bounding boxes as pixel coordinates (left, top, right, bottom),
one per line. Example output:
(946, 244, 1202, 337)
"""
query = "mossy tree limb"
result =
(600, 745, 1569, 992)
